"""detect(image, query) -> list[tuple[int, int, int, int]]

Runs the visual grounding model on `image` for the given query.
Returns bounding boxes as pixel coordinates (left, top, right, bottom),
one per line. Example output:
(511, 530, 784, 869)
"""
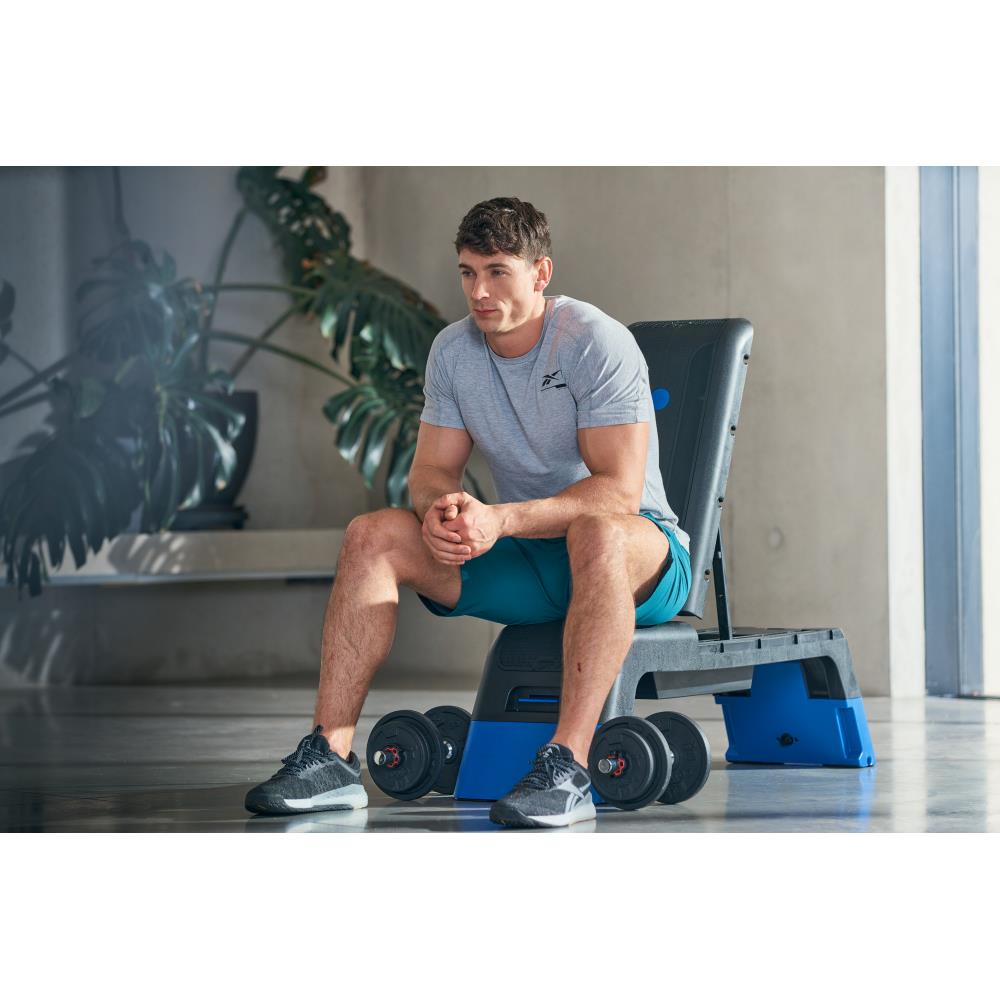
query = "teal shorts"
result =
(418, 512, 692, 628)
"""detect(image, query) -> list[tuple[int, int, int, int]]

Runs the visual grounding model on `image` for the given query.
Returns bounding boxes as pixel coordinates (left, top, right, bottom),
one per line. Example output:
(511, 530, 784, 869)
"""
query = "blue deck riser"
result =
(715, 660, 876, 767)
(455, 721, 617, 803)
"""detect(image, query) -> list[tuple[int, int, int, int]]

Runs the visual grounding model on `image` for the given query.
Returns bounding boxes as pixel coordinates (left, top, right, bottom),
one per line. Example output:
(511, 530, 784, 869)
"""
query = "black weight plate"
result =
(588, 716, 673, 811)
(647, 711, 712, 804)
(366, 710, 443, 801)
(425, 705, 471, 795)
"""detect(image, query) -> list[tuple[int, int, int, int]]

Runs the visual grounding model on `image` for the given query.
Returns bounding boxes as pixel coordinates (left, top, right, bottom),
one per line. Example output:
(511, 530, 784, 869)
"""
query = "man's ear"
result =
(533, 256, 553, 292)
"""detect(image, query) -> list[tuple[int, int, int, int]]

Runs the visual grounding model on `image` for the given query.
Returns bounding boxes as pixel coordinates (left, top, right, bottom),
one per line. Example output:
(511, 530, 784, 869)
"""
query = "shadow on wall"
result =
(0, 587, 95, 686)
(47, 534, 236, 579)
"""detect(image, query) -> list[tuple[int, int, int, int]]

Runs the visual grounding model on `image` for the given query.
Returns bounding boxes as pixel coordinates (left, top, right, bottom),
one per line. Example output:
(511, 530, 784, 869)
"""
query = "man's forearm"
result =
(496, 475, 637, 539)
(409, 465, 463, 522)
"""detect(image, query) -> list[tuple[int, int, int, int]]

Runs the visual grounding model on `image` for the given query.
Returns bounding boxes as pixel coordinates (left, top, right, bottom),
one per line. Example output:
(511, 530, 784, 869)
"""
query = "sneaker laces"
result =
(514, 746, 579, 791)
(276, 726, 333, 777)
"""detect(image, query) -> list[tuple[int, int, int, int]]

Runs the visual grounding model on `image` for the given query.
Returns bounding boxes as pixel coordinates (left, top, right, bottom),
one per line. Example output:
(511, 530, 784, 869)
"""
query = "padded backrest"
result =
(629, 319, 753, 618)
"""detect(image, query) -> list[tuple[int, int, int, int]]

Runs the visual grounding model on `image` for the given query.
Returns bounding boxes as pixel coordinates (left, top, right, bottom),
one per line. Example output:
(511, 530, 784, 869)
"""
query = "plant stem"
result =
(204, 282, 314, 297)
(0, 343, 42, 377)
(112, 167, 131, 240)
(225, 303, 303, 379)
(0, 352, 76, 411)
(0, 389, 53, 422)
(207, 331, 354, 387)
(200, 208, 248, 375)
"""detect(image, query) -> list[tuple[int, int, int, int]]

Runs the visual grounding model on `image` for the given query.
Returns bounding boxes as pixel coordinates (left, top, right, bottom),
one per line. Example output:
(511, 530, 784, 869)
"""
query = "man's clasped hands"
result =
(421, 492, 502, 566)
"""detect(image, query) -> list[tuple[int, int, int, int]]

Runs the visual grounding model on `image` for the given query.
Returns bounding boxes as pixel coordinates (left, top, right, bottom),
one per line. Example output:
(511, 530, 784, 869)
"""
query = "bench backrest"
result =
(629, 319, 754, 619)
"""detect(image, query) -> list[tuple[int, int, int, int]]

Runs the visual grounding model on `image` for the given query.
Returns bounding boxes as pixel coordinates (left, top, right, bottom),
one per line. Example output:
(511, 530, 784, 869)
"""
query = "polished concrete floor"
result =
(1, 682, 999, 832)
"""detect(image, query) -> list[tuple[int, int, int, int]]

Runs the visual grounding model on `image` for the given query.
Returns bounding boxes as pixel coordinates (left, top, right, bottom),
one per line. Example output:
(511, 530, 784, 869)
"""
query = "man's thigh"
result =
(411, 515, 690, 625)
(565, 512, 672, 601)
(360, 508, 462, 610)
(415, 513, 683, 626)
(417, 535, 571, 625)
(567, 512, 689, 624)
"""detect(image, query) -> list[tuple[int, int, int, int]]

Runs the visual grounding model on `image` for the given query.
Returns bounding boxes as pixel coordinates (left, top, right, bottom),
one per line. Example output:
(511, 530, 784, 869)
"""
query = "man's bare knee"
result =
(339, 508, 458, 605)
(341, 508, 420, 565)
(566, 513, 626, 560)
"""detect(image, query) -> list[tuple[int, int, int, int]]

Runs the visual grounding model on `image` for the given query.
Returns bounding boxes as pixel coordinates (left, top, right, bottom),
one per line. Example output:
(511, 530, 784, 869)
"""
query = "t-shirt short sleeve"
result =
(569, 324, 649, 429)
(420, 332, 466, 429)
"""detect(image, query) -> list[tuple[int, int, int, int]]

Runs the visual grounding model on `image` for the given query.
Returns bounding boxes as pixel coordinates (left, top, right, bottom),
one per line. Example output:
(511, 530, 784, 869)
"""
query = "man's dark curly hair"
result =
(454, 197, 552, 262)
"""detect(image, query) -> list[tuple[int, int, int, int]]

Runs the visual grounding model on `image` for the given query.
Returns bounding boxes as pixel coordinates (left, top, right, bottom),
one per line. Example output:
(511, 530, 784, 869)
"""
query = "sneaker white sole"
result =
(281, 786, 369, 811)
(526, 798, 597, 828)
(491, 796, 597, 829)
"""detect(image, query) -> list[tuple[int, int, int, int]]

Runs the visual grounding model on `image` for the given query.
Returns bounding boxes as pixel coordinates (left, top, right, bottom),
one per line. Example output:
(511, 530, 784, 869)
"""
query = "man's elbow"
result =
(586, 471, 643, 515)
(608, 478, 643, 516)
(626, 468, 649, 514)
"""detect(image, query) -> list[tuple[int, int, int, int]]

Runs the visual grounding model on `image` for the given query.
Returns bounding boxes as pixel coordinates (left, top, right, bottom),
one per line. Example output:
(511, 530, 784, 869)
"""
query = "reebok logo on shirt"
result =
(540, 370, 567, 391)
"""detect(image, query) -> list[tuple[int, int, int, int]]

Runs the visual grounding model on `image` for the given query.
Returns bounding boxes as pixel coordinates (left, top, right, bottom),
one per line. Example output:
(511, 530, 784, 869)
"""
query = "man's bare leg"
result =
(550, 514, 671, 765)
(312, 508, 461, 758)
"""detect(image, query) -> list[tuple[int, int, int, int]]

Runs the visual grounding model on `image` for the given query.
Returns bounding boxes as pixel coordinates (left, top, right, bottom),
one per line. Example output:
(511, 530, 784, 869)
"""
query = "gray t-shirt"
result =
(420, 294, 690, 552)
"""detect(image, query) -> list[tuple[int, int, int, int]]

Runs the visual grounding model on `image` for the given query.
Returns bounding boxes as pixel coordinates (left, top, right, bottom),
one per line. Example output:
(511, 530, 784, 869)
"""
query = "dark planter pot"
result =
(171, 390, 259, 531)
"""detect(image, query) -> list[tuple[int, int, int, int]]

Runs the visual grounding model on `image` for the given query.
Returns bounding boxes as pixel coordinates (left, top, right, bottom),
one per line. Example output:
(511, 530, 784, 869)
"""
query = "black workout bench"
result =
(366, 318, 876, 812)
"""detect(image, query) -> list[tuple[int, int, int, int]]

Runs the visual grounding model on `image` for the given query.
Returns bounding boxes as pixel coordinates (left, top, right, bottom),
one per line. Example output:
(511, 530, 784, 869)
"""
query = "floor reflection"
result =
(2, 685, 999, 833)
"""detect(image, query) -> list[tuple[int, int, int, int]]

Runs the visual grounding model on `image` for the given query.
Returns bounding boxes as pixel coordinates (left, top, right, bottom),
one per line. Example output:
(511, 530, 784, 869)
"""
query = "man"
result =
(245, 197, 692, 828)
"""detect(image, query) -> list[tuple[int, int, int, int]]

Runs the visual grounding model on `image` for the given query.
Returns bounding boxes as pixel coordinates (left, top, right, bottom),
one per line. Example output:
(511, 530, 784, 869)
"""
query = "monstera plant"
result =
(0, 166, 468, 597)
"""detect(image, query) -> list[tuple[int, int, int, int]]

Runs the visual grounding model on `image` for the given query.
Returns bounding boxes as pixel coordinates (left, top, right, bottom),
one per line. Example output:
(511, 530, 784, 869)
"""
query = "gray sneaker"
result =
(245, 727, 368, 815)
(490, 743, 597, 828)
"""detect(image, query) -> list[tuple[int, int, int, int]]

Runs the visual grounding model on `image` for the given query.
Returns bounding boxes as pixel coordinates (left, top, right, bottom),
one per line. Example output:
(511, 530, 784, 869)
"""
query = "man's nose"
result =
(471, 278, 490, 300)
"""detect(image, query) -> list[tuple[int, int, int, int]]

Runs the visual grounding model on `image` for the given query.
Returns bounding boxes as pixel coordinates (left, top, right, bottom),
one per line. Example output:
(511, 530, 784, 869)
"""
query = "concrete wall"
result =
(0, 168, 74, 468)
(364, 167, 893, 694)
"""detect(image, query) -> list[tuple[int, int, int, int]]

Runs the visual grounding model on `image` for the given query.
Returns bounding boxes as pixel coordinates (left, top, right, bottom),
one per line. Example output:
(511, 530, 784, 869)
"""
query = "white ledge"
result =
(42, 529, 345, 585)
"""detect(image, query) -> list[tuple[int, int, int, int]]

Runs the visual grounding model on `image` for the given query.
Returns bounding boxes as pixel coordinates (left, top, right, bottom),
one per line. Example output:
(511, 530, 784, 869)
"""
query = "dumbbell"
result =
(366, 706, 471, 801)
(588, 711, 712, 811)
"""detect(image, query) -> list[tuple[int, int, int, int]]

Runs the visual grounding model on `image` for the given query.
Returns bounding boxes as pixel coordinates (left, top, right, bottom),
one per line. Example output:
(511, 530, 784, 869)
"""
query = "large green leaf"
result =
(386, 429, 419, 508)
(63, 448, 110, 552)
(319, 358, 424, 499)
(0, 424, 142, 595)
(77, 241, 211, 366)
(76, 377, 106, 419)
(322, 384, 375, 428)
(336, 398, 383, 463)
(236, 167, 352, 286)
(179, 431, 207, 511)
(64, 487, 88, 568)
(145, 415, 179, 528)
(41, 495, 66, 568)
(181, 389, 245, 440)
(359, 409, 399, 488)
(307, 254, 445, 376)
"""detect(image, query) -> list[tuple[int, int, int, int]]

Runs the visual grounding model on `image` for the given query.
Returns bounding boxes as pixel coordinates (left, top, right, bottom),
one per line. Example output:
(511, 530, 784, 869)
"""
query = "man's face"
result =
(458, 250, 546, 337)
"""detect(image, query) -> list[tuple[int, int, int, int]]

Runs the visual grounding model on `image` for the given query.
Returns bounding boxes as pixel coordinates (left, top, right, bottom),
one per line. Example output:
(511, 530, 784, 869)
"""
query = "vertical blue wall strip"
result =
(919, 167, 983, 695)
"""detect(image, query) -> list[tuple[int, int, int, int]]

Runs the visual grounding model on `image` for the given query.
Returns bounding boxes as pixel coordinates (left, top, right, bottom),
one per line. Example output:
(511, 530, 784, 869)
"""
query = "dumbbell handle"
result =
(373, 735, 453, 768)
(372, 747, 401, 768)
(597, 755, 625, 776)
